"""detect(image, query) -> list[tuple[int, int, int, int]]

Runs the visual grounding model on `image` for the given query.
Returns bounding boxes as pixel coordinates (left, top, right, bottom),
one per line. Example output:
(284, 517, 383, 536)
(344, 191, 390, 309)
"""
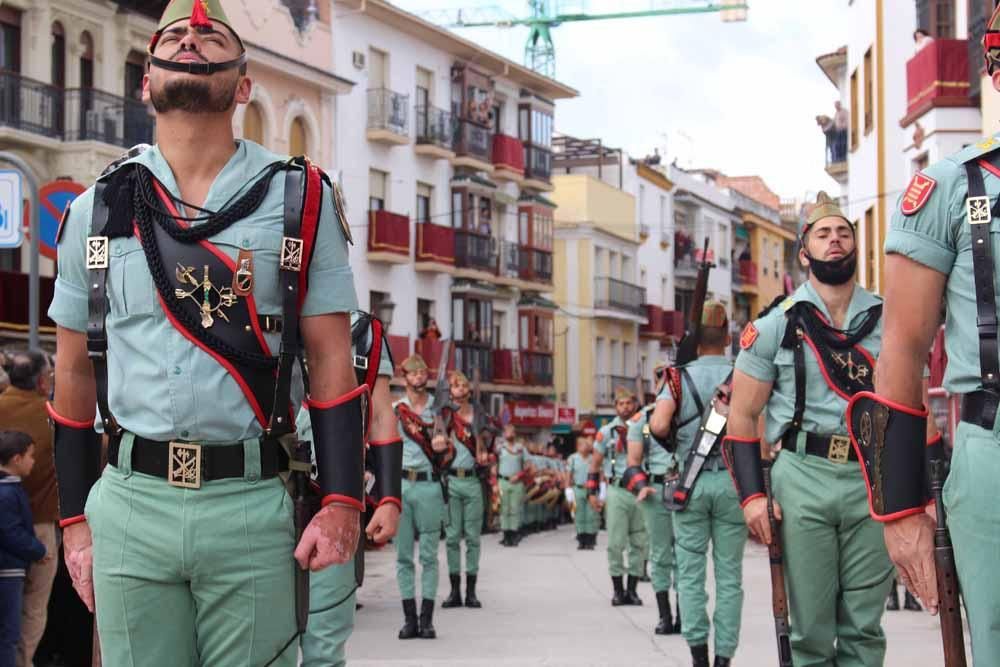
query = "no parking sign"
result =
(37, 180, 85, 259)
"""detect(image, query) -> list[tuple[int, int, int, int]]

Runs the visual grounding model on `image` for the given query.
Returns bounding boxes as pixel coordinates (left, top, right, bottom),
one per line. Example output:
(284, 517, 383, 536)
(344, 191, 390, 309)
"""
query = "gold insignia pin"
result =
(86, 236, 109, 270)
(967, 196, 992, 225)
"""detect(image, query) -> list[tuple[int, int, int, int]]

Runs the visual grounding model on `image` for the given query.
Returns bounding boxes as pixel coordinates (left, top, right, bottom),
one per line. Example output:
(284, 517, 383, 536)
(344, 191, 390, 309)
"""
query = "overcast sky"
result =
(393, 0, 849, 201)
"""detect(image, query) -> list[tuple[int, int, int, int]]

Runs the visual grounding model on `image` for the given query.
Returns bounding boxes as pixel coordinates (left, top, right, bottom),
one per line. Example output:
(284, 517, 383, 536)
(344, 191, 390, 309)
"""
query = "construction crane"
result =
(417, 1, 748, 78)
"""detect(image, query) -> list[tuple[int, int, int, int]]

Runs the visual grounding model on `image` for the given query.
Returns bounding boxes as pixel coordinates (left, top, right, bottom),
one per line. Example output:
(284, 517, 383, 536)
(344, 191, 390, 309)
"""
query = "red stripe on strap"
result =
(366, 317, 383, 391)
(297, 163, 323, 311)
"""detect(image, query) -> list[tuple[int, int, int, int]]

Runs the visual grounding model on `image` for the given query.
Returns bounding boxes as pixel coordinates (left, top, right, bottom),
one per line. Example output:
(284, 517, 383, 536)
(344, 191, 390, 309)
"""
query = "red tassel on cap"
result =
(190, 0, 212, 28)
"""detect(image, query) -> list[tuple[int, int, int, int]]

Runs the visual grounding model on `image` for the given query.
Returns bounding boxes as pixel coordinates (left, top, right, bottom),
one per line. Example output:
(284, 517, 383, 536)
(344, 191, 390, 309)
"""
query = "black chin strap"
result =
(148, 53, 246, 75)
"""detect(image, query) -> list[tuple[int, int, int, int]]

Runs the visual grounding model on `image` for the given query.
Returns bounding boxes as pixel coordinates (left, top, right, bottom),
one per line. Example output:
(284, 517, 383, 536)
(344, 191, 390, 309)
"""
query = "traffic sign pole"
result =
(0, 152, 42, 349)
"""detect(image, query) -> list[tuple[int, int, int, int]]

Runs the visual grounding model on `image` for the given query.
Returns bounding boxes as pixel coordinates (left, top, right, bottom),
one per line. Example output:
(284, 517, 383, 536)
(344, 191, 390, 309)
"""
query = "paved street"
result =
(347, 525, 962, 666)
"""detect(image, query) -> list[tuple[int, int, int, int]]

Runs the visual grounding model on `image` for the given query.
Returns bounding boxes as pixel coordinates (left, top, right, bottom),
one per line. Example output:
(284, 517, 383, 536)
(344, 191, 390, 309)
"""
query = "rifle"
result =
(674, 237, 714, 367)
(929, 460, 967, 667)
(429, 339, 455, 501)
(762, 459, 793, 667)
(291, 439, 314, 635)
(471, 367, 497, 530)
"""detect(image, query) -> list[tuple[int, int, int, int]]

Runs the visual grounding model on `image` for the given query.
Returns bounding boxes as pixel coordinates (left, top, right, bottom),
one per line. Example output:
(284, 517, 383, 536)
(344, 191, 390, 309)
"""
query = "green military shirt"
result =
(394, 395, 435, 472)
(660, 355, 733, 462)
(884, 136, 1000, 395)
(625, 406, 675, 475)
(735, 282, 882, 445)
(567, 452, 591, 486)
(48, 140, 357, 443)
(497, 439, 526, 477)
(595, 416, 630, 478)
(450, 414, 476, 470)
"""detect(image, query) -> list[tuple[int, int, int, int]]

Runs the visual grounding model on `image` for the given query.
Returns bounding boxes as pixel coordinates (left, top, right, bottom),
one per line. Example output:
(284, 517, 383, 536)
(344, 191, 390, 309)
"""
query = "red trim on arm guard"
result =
(308, 386, 370, 512)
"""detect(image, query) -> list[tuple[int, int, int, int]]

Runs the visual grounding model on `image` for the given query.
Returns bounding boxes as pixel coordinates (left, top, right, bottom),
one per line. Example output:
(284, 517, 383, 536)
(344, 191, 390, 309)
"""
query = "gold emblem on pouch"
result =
(174, 264, 238, 329)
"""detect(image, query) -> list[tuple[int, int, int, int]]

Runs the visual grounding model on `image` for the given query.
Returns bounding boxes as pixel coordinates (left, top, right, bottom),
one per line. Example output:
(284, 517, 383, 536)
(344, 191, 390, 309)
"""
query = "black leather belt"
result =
(403, 468, 440, 482)
(782, 432, 856, 463)
(448, 467, 476, 479)
(962, 390, 1000, 431)
(108, 434, 286, 489)
(649, 473, 668, 485)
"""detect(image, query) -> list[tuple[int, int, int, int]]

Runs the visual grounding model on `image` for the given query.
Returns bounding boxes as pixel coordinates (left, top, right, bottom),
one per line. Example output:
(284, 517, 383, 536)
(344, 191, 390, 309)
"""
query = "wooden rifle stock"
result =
(762, 461, 793, 667)
(674, 237, 714, 367)
(929, 460, 967, 667)
(292, 440, 314, 635)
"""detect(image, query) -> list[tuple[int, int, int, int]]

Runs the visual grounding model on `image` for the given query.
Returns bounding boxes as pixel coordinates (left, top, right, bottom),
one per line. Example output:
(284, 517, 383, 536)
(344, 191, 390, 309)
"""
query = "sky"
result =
(393, 0, 849, 202)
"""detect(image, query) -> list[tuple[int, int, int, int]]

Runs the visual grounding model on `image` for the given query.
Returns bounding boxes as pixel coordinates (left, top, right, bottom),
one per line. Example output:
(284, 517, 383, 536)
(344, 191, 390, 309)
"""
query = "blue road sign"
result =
(0, 169, 23, 249)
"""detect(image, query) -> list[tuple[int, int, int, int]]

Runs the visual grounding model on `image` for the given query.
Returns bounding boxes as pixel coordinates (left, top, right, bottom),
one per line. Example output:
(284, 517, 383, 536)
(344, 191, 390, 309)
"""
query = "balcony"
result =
(594, 276, 646, 317)
(367, 210, 410, 263)
(386, 335, 410, 376)
(414, 221, 455, 272)
(491, 133, 525, 183)
(455, 341, 493, 382)
(414, 105, 454, 159)
(732, 259, 758, 292)
(454, 229, 497, 276)
(523, 145, 553, 191)
(901, 39, 974, 128)
(500, 241, 521, 280)
(452, 119, 493, 172)
(518, 247, 553, 287)
(0, 72, 64, 141)
(663, 309, 685, 340)
(366, 88, 409, 145)
(493, 349, 522, 384)
(521, 350, 554, 387)
(596, 374, 637, 406)
(414, 337, 454, 378)
(824, 133, 848, 183)
(640, 304, 667, 339)
(63, 88, 155, 148)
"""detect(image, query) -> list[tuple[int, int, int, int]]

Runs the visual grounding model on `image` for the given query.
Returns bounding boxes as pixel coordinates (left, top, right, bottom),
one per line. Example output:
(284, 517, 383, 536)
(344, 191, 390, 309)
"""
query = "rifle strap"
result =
(964, 159, 1000, 399)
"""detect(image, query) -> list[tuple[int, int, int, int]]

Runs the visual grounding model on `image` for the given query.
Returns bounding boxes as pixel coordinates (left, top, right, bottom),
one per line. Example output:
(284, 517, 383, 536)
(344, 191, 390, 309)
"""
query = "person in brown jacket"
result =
(0, 349, 58, 667)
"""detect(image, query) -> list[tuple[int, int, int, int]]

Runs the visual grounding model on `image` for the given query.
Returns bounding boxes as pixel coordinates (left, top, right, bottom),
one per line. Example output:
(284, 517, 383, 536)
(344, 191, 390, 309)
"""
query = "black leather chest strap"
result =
(86, 181, 119, 435)
(964, 161, 1000, 395)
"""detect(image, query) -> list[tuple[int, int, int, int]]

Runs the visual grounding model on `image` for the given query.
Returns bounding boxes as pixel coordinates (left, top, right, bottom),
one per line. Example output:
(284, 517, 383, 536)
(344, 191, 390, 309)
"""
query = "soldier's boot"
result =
(442, 574, 463, 608)
(576, 534, 585, 550)
(640, 560, 651, 582)
(673, 600, 682, 633)
(626, 575, 644, 606)
(418, 599, 437, 639)
(904, 590, 922, 611)
(611, 576, 628, 606)
(500, 531, 509, 546)
(713, 657, 731, 667)
(654, 591, 675, 635)
(398, 599, 419, 640)
(465, 574, 482, 608)
(886, 583, 900, 611)
(690, 644, 710, 667)
(587, 533, 597, 550)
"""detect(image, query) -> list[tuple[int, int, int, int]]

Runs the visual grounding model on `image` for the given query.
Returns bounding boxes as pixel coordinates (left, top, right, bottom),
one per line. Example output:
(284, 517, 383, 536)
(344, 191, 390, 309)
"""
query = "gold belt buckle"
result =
(457, 469, 467, 479)
(828, 435, 851, 464)
(407, 469, 418, 482)
(168, 441, 202, 489)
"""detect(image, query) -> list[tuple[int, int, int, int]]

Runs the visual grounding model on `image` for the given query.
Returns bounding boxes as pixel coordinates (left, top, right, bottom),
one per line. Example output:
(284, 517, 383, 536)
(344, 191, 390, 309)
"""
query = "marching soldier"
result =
(648, 303, 742, 665)
(725, 194, 914, 666)
(588, 388, 648, 606)
(46, 2, 365, 665)
(568, 434, 598, 549)
(393, 354, 452, 640)
(438, 371, 488, 610)
(298, 311, 402, 667)
(865, 13, 1000, 660)
(497, 426, 530, 547)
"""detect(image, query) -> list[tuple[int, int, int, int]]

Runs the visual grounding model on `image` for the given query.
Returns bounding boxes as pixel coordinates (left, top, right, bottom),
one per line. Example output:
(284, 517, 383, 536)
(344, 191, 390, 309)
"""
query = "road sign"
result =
(0, 169, 23, 249)
(38, 180, 85, 259)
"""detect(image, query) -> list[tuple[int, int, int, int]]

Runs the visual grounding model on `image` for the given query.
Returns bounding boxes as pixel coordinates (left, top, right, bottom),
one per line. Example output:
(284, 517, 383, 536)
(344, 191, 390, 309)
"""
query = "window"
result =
(451, 191, 462, 228)
(493, 310, 505, 349)
(675, 288, 693, 319)
(595, 337, 607, 375)
(864, 208, 876, 290)
(452, 295, 492, 346)
(369, 169, 387, 211)
(416, 182, 432, 224)
(289, 117, 308, 156)
(863, 48, 873, 136)
(518, 104, 553, 148)
(368, 47, 386, 89)
(415, 66, 431, 136)
(609, 251, 620, 279)
(850, 69, 859, 151)
(370, 290, 389, 316)
(0, 8, 20, 73)
(51, 23, 65, 88)
(125, 51, 146, 102)
(491, 101, 503, 134)
(518, 107, 530, 142)
(931, 0, 954, 38)
(418, 298, 435, 332)
(610, 340, 622, 376)
(243, 103, 264, 145)
(79, 31, 94, 88)
(623, 342, 633, 377)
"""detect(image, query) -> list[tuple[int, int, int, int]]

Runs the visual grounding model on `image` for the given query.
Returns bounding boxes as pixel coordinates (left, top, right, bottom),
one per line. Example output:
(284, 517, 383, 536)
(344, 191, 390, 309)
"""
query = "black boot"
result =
(690, 644, 710, 667)
(418, 599, 437, 639)
(587, 533, 597, 550)
(398, 599, 419, 639)
(576, 534, 585, 550)
(904, 590, 922, 611)
(500, 531, 509, 546)
(626, 575, 643, 606)
(654, 591, 675, 635)
(442, 574, 463, 608)
(465, 574, 482, 608)
(886, 581, 900, 611)
(713, 657, 731, 667)
(640, 560, 651, 582)
(611, 576, 627, 606)
(673, 600, 682, 633)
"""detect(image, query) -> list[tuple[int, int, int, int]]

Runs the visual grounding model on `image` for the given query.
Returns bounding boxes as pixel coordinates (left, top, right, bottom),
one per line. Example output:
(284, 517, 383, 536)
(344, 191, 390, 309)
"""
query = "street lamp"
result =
(375, 300, 395, 330)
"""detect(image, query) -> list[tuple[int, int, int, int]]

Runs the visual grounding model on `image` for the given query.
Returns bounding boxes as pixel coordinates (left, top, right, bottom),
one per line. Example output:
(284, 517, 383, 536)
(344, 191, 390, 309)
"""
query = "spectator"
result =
(0, 351, 11, 394)
(816, 114, 837, 164)
(0, 430, 47, 667)
(914, 28, 933, 52)
(420, 318, 442, 341)
(833, 101, 849, 161)
(0, 350, 58, 667)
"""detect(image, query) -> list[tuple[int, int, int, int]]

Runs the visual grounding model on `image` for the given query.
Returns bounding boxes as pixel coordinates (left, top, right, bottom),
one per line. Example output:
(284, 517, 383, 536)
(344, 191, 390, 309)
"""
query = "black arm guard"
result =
(307, 385, 368, 511)
(847, 391, 928, 522)
(721, 436, 766, 507)
(586, 471, 600, 497)
(622, 466, 649, 495)
(368, 437, 403, 510)
(47, 404, 102, 526)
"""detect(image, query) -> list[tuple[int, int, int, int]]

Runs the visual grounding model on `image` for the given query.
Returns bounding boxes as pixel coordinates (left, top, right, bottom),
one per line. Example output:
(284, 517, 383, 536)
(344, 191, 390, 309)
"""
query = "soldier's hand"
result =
(884, 512, 938, 613)
(63, 522, 95, 613)
(366, 503, 401, 544)
(431, 434, 448, 452)
(636, 487, 656, 503)
(295, 503, 361, 572)
(588, 495, 602, 512)
(742, 496, 781, 545)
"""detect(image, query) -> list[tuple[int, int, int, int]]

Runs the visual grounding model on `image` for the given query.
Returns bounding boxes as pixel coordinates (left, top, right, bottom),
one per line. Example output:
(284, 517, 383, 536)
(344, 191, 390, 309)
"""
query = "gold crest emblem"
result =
(174, 264, 238, 329)
(280, 237, 304, 272)
(86, 236, 109, 270)
(967, 196, 992, 225)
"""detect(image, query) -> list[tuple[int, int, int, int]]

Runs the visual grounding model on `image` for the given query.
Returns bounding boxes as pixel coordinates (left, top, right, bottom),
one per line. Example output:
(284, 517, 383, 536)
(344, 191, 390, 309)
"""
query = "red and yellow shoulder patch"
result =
(900, 172, 937, 215)
(740, 322, 759, 350)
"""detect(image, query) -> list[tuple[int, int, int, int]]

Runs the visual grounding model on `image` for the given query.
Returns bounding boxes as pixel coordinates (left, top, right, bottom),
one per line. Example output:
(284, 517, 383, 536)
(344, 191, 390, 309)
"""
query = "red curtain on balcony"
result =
(416, 222, 455, 264)
(415, 337, 454, 376)
(906, 39, 971, 117)
(640, 304, 665, 336)
(739, 260, 758, 286)
(492, 134, 525, 173)
(0, 271, 55, 328)
(368, 210, 410, 255)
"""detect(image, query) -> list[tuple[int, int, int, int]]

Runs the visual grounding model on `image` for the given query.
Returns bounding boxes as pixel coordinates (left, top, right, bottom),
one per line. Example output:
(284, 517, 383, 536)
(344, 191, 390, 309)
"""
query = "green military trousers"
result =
(396, 478, 445, 601)
(944, 421, 1000, 665)
(301, 559, 356, 667)
(445, 475, 483, 575)
(573, 485, 600, 534)
(673, 470, 746, 659)
(499, 478, 524, 531)
(85, 435, 297, 667)
(605, 484, 648, 578)
(638, 482, 675, 593)
(772, 448, 893, 667)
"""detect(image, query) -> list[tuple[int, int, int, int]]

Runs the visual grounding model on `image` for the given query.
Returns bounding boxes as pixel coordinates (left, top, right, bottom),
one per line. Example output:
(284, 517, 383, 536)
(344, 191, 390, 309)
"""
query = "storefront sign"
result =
(507, 400, 556, 427)
(556, 406, 576, 424)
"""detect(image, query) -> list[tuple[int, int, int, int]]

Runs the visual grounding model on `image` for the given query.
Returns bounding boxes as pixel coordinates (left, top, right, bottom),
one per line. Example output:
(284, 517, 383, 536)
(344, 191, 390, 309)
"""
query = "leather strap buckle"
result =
(168, 442, 202, 489)
(353, 354, 369, 370)
(828, 435, 851, 464)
